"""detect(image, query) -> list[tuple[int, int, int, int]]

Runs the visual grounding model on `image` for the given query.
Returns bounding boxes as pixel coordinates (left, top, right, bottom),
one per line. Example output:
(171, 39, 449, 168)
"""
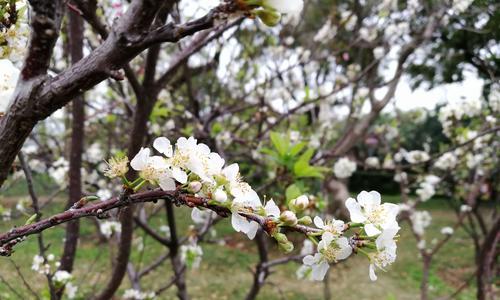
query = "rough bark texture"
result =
(245, 230, 269, 300)
(0, 0, 233, 187)
(477, 217, 499, 300)
(57, 8, 85, 293)
(167, 201, 189, 300)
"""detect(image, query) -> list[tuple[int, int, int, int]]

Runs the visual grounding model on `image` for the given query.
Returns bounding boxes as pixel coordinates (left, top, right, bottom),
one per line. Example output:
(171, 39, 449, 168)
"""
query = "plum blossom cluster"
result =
(32, 255, 78, 298)
(0, 59, 20, 114)
(0, 0, 29, 62)
(105, 137, 401, 282)
(415, 175, 440, 202)
(180, 242, 203, 269)
(32, 253, 58, 275)
(438, 98, 482, 136)
(433, 152, 458, 170)
(123, 289, 156, 300)
(333, 157, 357, 178)
(120, 136, 303, 243)
(410, 210, 432, 236)
(301, 191, 400, 281)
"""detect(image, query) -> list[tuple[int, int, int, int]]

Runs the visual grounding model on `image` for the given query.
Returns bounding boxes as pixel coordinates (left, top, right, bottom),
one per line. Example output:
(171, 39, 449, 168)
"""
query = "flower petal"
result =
(311, 261, 329, 281)
(153, 137, 173, 157)
(172, 167, 188, 184)
(364, 223, 382, 237)
(130, 148, 150, 171)
(303, 255, 315, 265)
(336, 237, 352, 260)
(159, 176, 176, 191)
(231, 213, 249, 233)
(246, 221, 259, 240)
(369, 264, 378, 281)
(264, 200, 280, 217)
(313, 216, 324, 228)
(345, 198, 367, 223)
(369, 191, 381, 206)
(222, 163, 239, 182)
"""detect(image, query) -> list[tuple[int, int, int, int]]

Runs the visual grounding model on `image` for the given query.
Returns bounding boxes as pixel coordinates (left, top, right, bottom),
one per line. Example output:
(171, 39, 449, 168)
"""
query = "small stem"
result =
(133, 179, 147, 192)
(357, 248, 372, 260)
(129, 177, 143, 187)
(307, 235, 319, 246)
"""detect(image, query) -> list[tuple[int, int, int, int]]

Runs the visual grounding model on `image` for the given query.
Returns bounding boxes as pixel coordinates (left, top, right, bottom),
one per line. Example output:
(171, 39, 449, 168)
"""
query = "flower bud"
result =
(292, 195, 309, 211)
(280, 210, 298, 226)
(272, 232, 294, 253)
(189, 181, 202, 193)
(255, 9, 281, 27)
(278, 240, 294, 253)
(298, 216, 312, 225)
(213, 189, 227, 202)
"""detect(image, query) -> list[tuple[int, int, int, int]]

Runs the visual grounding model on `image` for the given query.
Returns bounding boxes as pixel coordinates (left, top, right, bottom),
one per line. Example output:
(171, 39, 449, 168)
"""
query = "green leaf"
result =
(270, 131, 289, 157)
(25, 214, 37, 225)
(289, 142, 306, 157)
(285, 184, 302, 202)
(211, 122, 223, 137)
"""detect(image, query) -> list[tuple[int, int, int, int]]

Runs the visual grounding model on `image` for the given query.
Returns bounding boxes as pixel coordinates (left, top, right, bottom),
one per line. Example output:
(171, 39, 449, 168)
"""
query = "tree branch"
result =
(0, 189, 321, 256)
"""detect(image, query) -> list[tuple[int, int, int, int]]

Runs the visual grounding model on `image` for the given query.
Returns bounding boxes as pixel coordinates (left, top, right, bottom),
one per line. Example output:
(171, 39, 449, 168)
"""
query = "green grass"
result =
(0, 195, 479, 300)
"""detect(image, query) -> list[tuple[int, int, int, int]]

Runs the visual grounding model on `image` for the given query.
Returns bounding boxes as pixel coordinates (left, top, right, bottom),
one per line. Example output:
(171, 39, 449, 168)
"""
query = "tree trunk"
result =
(57, 7, 84, 299)
(166, 201, 189, 300)
(477, 217, 500, 300)
(420, 255, 431, 300)
(245, 230, 269, 300)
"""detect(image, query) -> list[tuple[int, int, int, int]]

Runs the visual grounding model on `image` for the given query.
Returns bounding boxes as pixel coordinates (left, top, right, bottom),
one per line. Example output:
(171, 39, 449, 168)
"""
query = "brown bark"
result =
(477, 217, 500, 300)
(245, 230, 269, 300)
(166, 201, 189, 300)
(57, 8, 85, 295)
(0, 1, 235, 187)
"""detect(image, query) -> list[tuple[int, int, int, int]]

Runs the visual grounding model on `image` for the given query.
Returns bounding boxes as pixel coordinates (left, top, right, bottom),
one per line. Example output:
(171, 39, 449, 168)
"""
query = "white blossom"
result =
(0, 59, 20, 114)
(460, 204, 472, 213)
(333, 157, 357, 178)
(99, 221, 121, 238)
(440, 226, 454, 235)
(369, 227, 399, 281)
(263, 0, 304, 15)
(191, 207, 215, 225)
(434, 152, 458, 170)
(410, 211, 432, 236)
(300, 239, 315, 256)
(302, 232, 351, 281)
(365, 157, 380, 169)
(66, 282, 78, 299)
(393, 172, 407, 183)
(180, 243, 203, 269)
(405, 150, 430, 164)
(53, 270, 72, 285)
(345, 191, 399, 236)
(417, 239, 427, 250)
(313, 216, 345, 237)
(123, 289, 156, 300)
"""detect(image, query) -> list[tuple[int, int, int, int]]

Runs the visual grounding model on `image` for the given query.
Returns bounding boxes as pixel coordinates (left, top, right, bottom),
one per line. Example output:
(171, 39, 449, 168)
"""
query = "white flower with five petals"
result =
(302, 232, 352, 281)
(368, 227, 399, 281)
(313, 216, 345, 237)
(345, 191, 399, 236)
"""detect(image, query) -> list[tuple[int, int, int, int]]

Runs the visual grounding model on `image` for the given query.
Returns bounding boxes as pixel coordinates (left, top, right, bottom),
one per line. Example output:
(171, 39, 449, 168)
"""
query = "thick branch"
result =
(0, 189, 321, 255)
(0, 1, 241, 187)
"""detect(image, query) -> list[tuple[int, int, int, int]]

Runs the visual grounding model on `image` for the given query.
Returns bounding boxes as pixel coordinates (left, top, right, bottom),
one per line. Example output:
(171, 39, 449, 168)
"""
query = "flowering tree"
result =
(0, 0, 497, 299)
